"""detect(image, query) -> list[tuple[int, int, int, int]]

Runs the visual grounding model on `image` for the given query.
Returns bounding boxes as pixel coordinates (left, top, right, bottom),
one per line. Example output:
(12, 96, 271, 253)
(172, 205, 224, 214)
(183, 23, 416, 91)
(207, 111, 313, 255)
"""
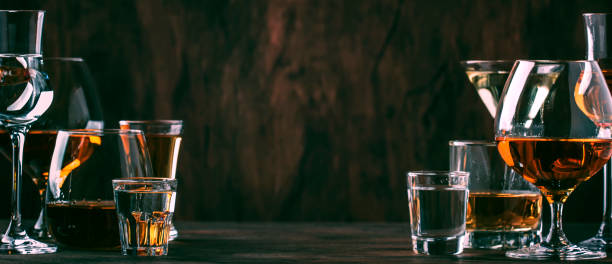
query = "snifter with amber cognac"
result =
(495, 60, 612, 260)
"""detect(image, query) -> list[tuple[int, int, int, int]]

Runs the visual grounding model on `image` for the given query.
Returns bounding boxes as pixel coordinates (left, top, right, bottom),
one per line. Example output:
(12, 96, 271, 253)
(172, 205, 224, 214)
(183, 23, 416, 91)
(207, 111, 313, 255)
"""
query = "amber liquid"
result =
(467, 192, 542, 232)
(496, 137, 612, 203)
(130, 211, 171, 247)
(0, 130, 57, 196)
(46, 201, 120, 249)
(146, 134, 182, 178)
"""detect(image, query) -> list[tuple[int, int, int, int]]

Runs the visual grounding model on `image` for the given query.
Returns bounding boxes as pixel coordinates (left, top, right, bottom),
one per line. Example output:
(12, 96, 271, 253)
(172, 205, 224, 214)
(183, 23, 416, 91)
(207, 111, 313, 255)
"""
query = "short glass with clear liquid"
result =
(407, 171, 468, 255)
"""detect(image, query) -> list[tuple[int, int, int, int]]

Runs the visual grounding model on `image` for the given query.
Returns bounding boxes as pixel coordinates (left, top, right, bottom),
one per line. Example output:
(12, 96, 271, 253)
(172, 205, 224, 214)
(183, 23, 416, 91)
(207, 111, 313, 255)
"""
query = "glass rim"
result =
(583, 13, 612, 16)
(43, 57, 84, 62)
(515, 59, 597, 64)
(57, 128, 144, 136)
(406, 170, 469, 177)
(461, 59, 515, 64)
(119, 120, 183, 125)
(112, 177, 177, 184)
(495, 136, 607, 140)
(0, 10, 46, 13)
(449, 140, 495, 146)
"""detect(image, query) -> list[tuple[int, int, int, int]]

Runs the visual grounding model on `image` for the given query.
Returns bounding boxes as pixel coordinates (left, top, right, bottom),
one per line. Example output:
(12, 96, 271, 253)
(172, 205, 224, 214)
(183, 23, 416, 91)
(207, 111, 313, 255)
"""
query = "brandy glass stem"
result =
(546, 201, 571, 249)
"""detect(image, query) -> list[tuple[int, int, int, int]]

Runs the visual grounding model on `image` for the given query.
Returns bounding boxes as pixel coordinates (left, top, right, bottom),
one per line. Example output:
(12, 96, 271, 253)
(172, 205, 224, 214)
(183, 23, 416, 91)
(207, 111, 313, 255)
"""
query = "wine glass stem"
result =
(4, 126, 29, 240)
(598, 162, 612, 239)
(546, 200, 570, 248)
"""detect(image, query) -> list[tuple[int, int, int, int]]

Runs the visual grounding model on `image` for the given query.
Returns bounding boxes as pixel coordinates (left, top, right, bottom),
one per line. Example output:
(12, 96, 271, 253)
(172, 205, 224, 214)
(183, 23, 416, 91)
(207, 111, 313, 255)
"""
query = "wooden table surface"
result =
(0, 222, 607, 263)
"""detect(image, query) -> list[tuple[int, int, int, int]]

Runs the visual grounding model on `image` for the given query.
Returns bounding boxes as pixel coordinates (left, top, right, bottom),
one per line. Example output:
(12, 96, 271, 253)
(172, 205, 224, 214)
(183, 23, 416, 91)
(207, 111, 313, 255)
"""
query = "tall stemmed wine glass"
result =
(0, 10, 56, 254)
(496, 60, 611, 260)
(579, 13, 612, 251)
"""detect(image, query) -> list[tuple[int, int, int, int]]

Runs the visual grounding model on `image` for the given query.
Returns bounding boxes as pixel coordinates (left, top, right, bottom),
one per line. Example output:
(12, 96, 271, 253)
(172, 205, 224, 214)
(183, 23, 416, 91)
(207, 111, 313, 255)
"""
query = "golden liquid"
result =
(146, 134, 182, 178)
(497, 137, 612, 203)
(0, 130, 57, 195)
(467, 192, 542, 232)
(129, 211, 171, 248)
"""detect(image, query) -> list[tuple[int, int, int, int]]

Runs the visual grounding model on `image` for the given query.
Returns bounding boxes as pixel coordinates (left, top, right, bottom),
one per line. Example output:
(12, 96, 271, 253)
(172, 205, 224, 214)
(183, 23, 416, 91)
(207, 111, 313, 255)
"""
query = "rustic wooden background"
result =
(1, 0, 611, 222)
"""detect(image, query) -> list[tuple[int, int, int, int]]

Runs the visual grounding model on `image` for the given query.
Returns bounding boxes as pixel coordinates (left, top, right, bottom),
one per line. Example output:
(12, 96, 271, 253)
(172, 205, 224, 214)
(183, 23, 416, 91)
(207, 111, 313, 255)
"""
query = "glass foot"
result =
(169, 225, 178, 241)
(29, 227, 53, 243)
(506, 243, 606, 260)
(579, 236, 607, 252)
(0, 236, 57, 254)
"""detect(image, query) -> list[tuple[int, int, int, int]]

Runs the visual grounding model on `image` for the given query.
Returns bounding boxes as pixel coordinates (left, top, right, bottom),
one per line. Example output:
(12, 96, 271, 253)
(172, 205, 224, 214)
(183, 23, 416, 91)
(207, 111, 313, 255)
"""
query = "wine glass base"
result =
(0, 237, 57, 254)
(506, 243, 606, 260)
(29, 228, 54, 243)
(579, 236, 607, 251)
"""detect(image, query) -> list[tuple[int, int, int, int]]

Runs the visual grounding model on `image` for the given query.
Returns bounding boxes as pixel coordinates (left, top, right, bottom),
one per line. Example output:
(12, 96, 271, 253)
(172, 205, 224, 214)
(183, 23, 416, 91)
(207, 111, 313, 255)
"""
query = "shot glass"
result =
(407, 171, 469, 255)
(449, 140, 542, 249)
(113, 178, 177, 256)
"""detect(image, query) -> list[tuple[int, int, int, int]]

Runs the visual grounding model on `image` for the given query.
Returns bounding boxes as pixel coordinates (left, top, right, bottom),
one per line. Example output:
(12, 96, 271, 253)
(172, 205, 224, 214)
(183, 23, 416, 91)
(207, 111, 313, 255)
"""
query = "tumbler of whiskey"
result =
(449, 140, 542, 249)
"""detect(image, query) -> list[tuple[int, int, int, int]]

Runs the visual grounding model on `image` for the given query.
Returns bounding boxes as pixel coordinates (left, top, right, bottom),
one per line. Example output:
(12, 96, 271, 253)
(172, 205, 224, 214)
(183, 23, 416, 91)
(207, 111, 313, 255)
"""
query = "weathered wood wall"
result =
(2, 0, 611, 222)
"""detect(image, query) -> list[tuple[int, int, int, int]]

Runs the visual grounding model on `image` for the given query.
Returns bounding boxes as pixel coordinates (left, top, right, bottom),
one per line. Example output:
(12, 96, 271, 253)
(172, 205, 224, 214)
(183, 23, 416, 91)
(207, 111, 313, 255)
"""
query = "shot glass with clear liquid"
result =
(113, 178, 177, 256)
(407, 171, 469, 255)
